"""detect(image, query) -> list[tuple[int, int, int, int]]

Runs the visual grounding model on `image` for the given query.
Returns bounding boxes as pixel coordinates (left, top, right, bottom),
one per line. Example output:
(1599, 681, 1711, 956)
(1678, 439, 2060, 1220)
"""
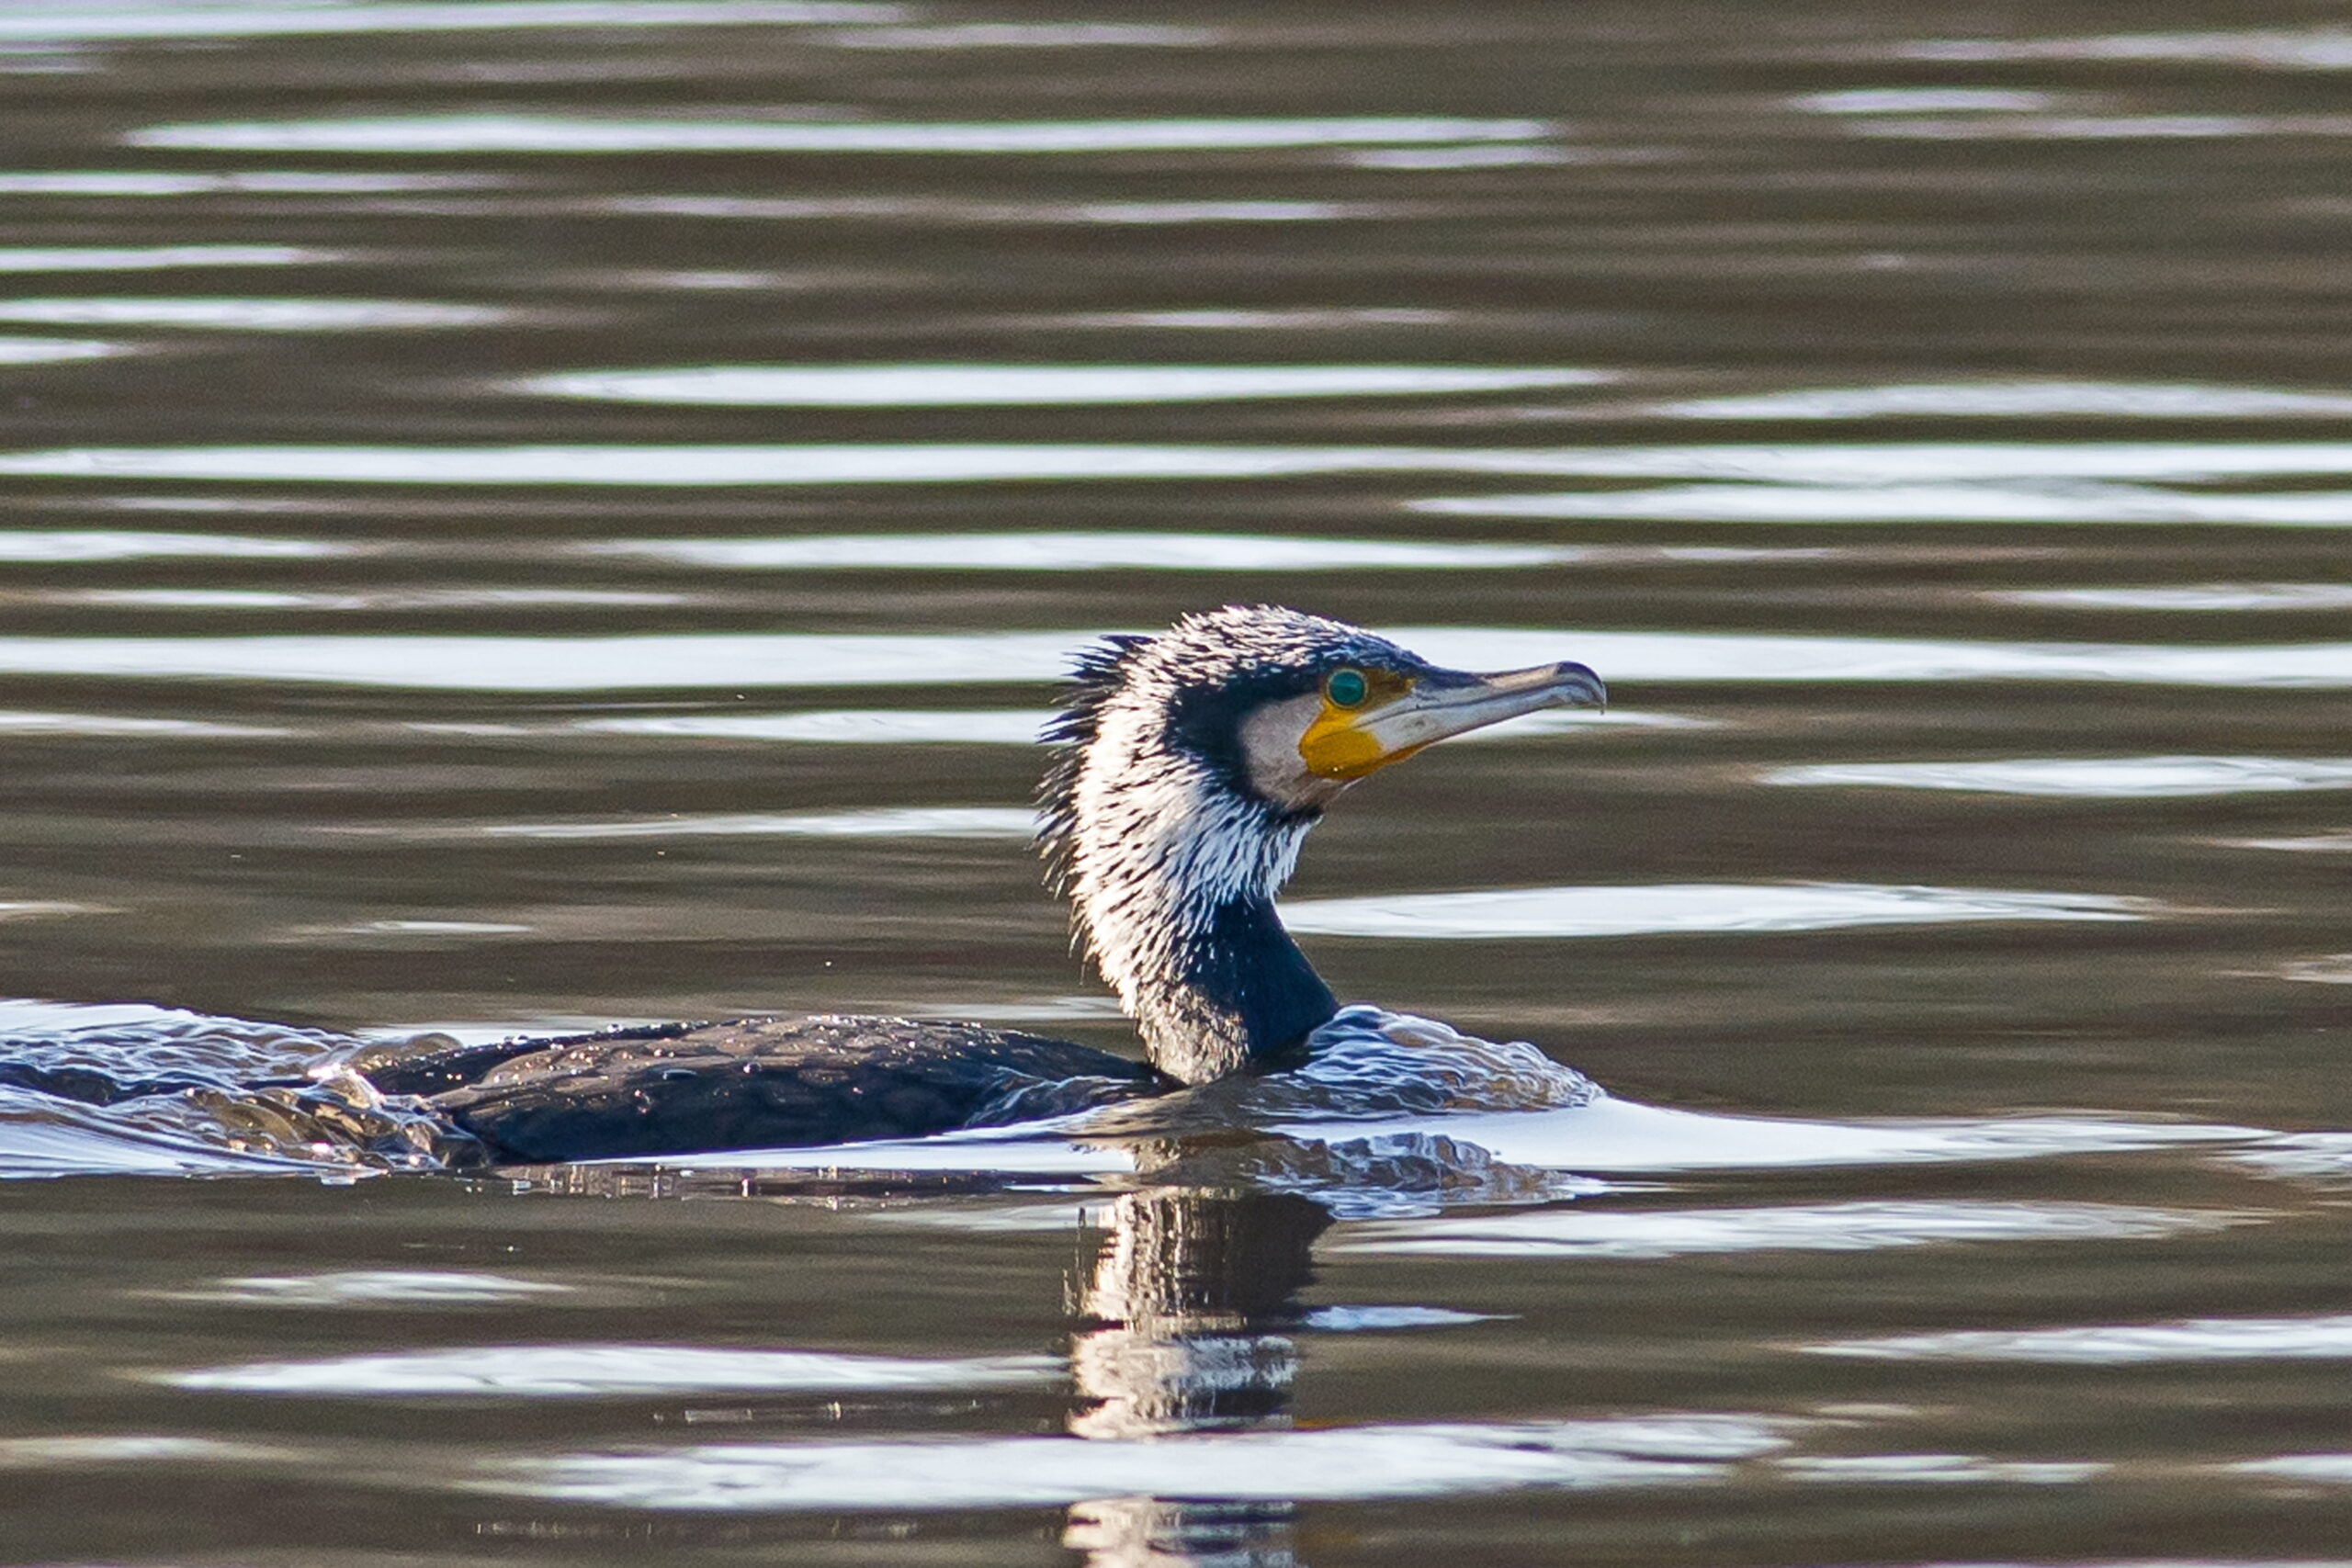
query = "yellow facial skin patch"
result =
(1298, 669, 1419, 780)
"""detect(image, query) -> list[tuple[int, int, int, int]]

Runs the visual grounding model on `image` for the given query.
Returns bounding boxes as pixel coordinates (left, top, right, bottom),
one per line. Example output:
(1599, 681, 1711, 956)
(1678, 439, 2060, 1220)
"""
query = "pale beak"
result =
(1302, 660, 1607, 780)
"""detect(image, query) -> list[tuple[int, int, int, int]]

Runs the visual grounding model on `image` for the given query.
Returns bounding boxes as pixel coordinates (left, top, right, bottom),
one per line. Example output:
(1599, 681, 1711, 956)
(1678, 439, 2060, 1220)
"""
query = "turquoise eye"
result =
(1326, 668, 1368, 707)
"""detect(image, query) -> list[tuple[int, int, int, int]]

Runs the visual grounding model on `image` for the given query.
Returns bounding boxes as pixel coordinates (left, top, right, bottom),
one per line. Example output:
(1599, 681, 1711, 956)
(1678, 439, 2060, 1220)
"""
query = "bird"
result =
(336, 605, 1607, 1163)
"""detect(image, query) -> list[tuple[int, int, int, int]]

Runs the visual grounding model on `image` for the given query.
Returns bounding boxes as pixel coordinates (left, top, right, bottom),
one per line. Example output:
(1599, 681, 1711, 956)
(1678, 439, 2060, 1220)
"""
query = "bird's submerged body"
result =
(6, 607, 1605, 1167)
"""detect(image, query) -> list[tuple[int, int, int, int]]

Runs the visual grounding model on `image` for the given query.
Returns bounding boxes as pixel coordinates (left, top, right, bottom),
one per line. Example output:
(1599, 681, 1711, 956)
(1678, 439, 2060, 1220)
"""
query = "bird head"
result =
(1036, 605, 1604, 1079)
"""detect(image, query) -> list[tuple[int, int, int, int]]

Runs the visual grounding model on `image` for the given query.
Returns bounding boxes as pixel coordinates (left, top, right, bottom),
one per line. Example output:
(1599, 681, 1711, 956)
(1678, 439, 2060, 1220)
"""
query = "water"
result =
(2, 0, 2351, 1561)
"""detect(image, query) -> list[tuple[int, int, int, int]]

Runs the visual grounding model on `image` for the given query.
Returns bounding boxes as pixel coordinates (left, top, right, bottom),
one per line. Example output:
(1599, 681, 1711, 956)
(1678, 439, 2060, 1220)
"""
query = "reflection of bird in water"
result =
(1063, 1185, 1329, 1567)
(17, 606, 1602, 1165)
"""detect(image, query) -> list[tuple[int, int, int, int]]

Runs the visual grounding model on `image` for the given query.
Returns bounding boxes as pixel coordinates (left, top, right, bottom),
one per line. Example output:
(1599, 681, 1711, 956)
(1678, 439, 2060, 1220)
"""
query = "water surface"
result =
(1, 3, 2350, 1564)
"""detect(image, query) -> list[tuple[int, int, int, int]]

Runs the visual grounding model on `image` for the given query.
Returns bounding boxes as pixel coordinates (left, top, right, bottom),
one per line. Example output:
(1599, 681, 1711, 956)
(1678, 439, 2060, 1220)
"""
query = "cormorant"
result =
(349, 606, 1605, 1162)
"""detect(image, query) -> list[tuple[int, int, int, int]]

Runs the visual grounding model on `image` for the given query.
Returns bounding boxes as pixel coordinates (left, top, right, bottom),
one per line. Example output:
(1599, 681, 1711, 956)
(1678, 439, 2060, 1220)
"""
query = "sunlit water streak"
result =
(129, 114, 1556, 156)
(526, 365, 1610, 406)
(1659, 380, 2352, 420)
(1900, 27, 2352, 69)
(1278, 884, 2159, 940)
(168, 1270, 568, 1305)
(0, 531, 340, 561)
(0, 336, 120, 364)
(480, 1413, 1794, 1510)
(1418, 481, 2352, 526)
(1816, 1314, 2352, 1364)
(0, 628, 2343, 691)
(17, 440, 2352, 486)
(40, 587, 683, 610)
(0, 298, 502, 330)
(0, 245, 334, 272)
(1996, 584, 2352, 612)
(0, 1, 899, 41)
(476, 807, 1035, 840)
(1766, 757, 2352, 798)
(1333, 1201, 2247, 1260)
(585, 532, 1584, 571)
(820, 22, 1218, 50)
(163, 1345, 1057, 1396)
(605, 193, 1400, 225)
(0, 170, 504, 196)
(0, 710, 285, 737)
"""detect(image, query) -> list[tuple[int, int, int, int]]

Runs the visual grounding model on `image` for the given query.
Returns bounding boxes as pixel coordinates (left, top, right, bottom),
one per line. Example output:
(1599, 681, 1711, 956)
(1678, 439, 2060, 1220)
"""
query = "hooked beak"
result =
(1300, 660, 1607, 781)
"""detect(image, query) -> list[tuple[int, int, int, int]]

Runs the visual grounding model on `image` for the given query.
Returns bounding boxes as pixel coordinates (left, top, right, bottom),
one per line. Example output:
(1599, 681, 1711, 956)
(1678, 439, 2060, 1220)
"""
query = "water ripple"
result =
(130, 114, 1556, 156)
(161, 1344, 1057, 1396)
(0, 245, 333, 273)
(484, 1413, 1793, 1509)
(587, 532, 1581, 571)
(1816, 1314, 2352, 1364)
(1767, 757, 2352, 798)
(0, 336, 121, 364)
(1336, 1201, 2243, 1260)
(1278, 883, 2161, 941)
(171, 1270, 569, 1306)
(0, 629, 2339, 691)
(526, 364, 1608, 406)
(0, 298, 501, 331)
(477, 807, 1035, 840)
(0, 2, 897, 41)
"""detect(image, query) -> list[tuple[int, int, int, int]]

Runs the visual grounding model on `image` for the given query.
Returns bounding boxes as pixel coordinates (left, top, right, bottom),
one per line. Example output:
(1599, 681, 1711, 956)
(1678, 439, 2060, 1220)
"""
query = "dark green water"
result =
(0, 2, 2350, 1562)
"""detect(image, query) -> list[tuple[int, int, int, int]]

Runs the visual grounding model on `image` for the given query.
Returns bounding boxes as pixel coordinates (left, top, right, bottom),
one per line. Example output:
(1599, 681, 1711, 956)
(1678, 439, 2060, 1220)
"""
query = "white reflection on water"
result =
(587, 532, 1581, 571)
(1998, 584, 2352, 612)
(1797, 88, 2061, 114)
(130, 114, 1555, 156)
(1849, 114, 2352, 141)
(0, 531, 338, 561)
(0, 628, 2344, 691)
(1334, 1201, 2241, 1260)
(0, 901, 103, 922)
(1418, 480, 2352, 525)
(0, 1435, 289, 1469)
(0, 245, 332, 273)
(1775, 1454, 2105, 1484)
(2234, 1455, 2352, 1483)
(14, 440, 2352, 489)
(1903, 28, 2352, 71)
(51, 587, 681, 610)
(481, 807, 1034, 840)
(0, 710, 285, 738)
(0, 336, 119, 364)
(526, 365, 1609, 406)
(163, 1345, 1057, 1396)
(486, 1413, 1791, 1509)
(822, 22, 1216, 49)
(1660, 381, 2352, 420)
(0, 2, 894, 40)
(1347, 143, 1581, 169)
(2234, 833, 2352, 853)
(0, 298, 500, 331)
(1278, 883, 2157, 940)
(1816, 1314, 2352, 1364)
(0, 170, 503, 196)
(1061, 307, 1453, 330)
(606, 194, 1395, 225)
(173, 1270, 568, 1305)
(1767, 757, 2352, 798)
(580, 708, 1052, 744)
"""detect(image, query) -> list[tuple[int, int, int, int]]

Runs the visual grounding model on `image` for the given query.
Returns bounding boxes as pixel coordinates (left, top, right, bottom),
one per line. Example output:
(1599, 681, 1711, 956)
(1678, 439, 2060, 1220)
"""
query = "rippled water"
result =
(3, 2, 2351, 1562)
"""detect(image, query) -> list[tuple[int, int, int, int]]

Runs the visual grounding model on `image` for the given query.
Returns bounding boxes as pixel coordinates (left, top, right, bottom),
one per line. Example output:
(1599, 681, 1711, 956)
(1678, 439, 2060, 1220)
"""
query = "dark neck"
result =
(1130, 895, 1339, 1085)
